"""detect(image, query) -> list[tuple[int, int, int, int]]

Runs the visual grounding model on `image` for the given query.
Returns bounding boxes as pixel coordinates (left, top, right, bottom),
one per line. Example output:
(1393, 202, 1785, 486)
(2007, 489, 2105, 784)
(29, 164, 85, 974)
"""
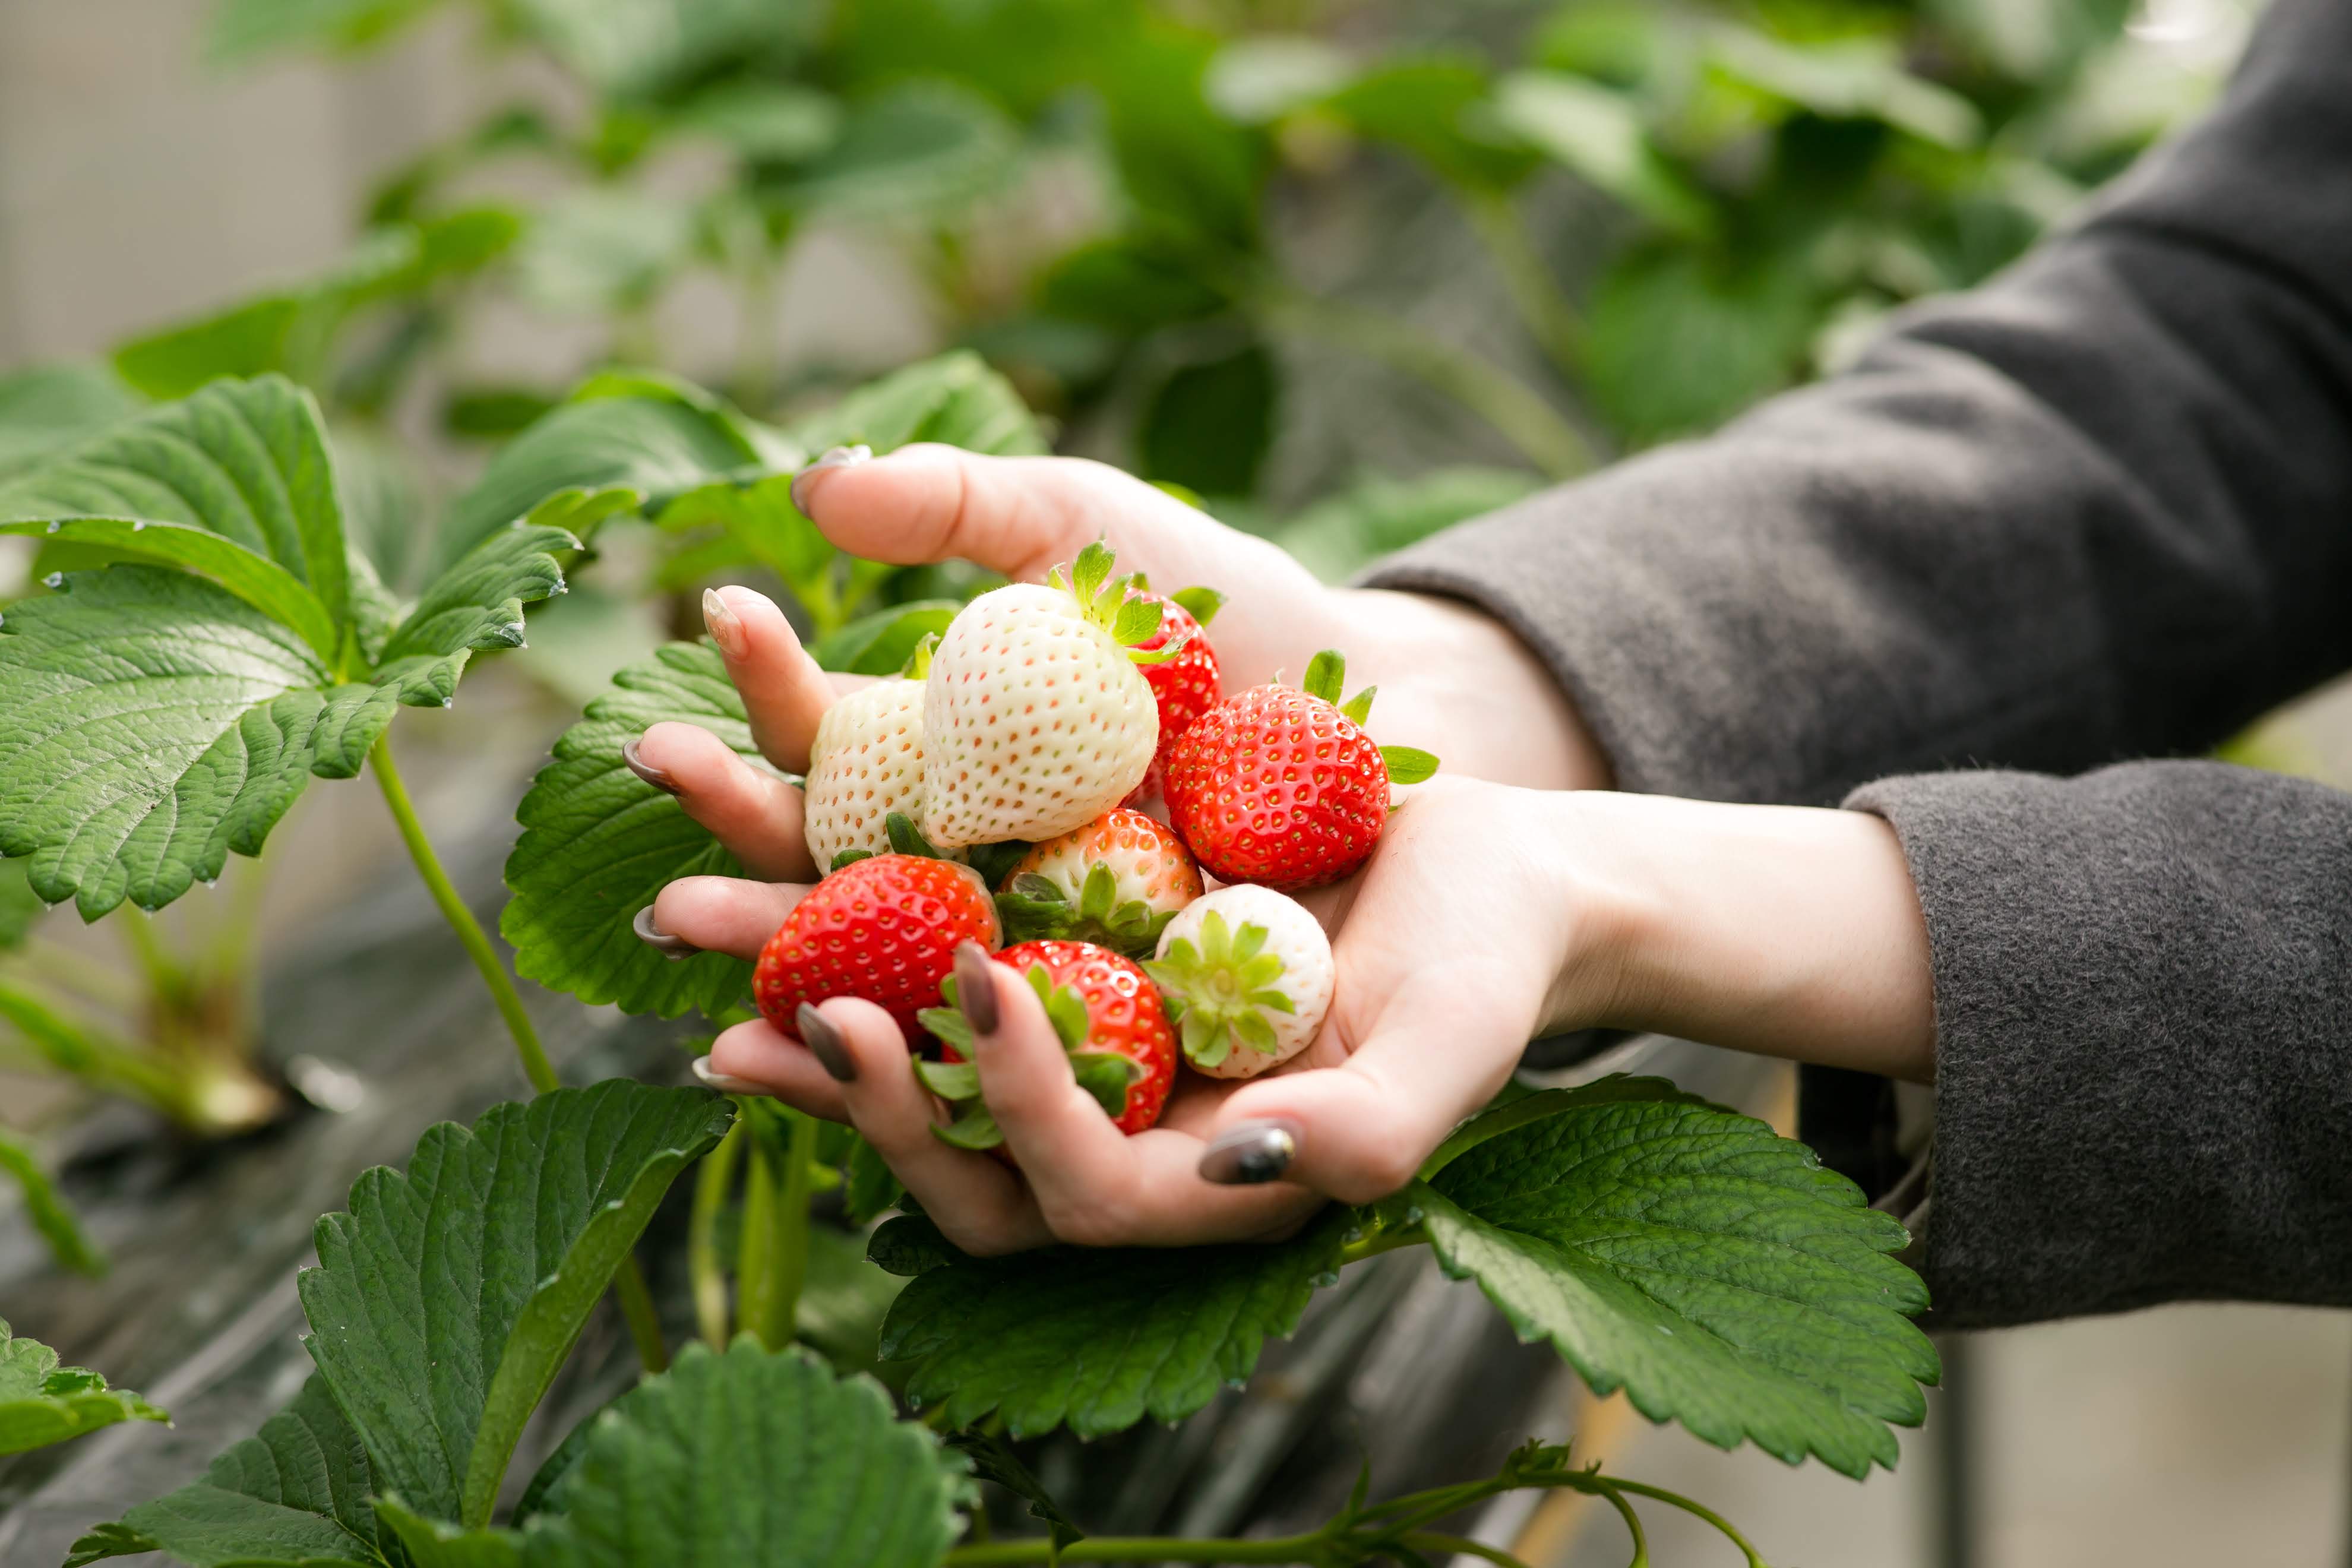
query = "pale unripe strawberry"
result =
(921, 542, 1178, 848)
(997, 808, 1203, 957)
(1146, 884, 1333, 1080)
(803, 678, 960, 871)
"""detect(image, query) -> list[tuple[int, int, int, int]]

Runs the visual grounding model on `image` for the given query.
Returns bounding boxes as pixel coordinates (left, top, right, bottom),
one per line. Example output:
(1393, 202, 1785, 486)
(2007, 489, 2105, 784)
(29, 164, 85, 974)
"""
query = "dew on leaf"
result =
(42, 573, 62, 589)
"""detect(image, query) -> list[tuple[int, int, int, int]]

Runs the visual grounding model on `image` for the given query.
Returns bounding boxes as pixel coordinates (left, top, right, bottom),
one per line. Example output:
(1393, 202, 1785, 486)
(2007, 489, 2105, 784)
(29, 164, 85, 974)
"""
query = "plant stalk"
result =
(737, 1134, 780, 1346)
(1337, 1221, 1427, 1266)
(368, 730, 557, 1096)
(690, 1118, 745, 1347)
(1462, 189, 1586, 376)
(943, 1532, 1332, 1564)
(370, 728, 668, 1371)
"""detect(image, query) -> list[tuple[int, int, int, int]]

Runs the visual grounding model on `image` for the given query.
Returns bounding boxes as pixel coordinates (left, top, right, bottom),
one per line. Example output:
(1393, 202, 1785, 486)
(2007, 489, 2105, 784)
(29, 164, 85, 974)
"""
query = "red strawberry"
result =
(753, 849, 1001, 1043)
(1124, 586, 1224, 787)
(1163, 650, 1438, 892)
(916, 938, 1177, 1145)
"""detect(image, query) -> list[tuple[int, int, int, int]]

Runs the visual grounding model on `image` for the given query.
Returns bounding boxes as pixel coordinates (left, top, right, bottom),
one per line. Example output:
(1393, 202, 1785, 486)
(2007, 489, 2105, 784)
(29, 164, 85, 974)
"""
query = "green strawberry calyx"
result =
(994, 863, 1177, 958)
(1049, 539, 1191, 667)
(1142, 911, 1296, 1070)
(829, 810, 954, 874)
(914, 962, 1142, 1149)
(1300, 649, 1441, 786)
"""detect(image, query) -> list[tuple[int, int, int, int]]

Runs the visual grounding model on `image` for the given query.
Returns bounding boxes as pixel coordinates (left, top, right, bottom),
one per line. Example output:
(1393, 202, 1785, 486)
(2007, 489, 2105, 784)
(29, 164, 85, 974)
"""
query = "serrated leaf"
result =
(68, 1375, 382, 1567)
(0, 1128, 104, 1276)
(876, 1209, 1349, 1437)
(0, 375, 349, 653)
(789, 350, 1047, 461)
(0, 519, 571, 919)
(520, 1342, 968, 1567)
(777, 83, 1022, 223)
(298, 1082, 735, 1526)
(0, 1317, 165, 1457)
(1414, 1078, 1937, 1477)
(0, 360, 142, 480)
(502, 641, 761, 1017)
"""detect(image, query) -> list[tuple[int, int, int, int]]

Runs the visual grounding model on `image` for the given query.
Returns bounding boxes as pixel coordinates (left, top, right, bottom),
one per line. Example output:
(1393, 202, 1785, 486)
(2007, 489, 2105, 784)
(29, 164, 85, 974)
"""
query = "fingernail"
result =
(702, 587, 749, 660)
(954, 940, 999, 1037)
(633, 904, 698, 958)
(797, 1004, 856, 1082)
(1199, 1120, 1300, 1186)
(789, 443, 871, 516)
(692, 1056, 770, 1096)
(622, 735, 682, 795)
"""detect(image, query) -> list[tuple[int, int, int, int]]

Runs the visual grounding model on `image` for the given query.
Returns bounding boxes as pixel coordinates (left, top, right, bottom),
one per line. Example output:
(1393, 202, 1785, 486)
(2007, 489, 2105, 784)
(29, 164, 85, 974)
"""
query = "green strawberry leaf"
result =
(65, 1375, 382, 1567)
(1380, 745, 1439, 785)
(0, 1128, 104, 1276)
(519, 1341, 970, 1568)
(1339, 685, 1377, 725)
(0, 360, 141, 480)
(0, 1317, 165, 1458)
(298, 1082, 735, 1526)
(874, 1208, 1349, 1437)
(842, 1133, 906, 1227)
(0, 375, 576, 921)
(946, 1428, 1084, 1550)
(1412, 1078, 1937, 1477)
(501, 641, 761, 1018)
(1168, 584, 1225, 627)
(0, 375, 351, 651)
(790, 349, 1048, 461)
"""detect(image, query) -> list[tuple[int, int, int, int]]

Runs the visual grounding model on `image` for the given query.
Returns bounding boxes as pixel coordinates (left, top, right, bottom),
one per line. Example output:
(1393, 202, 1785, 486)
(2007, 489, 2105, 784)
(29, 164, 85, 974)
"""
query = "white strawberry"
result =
(921, 541, 1178, 848)
(996, 808, 1203, 957)
(1145, 884, 1333, 1079)
(802, 676, 962, 872)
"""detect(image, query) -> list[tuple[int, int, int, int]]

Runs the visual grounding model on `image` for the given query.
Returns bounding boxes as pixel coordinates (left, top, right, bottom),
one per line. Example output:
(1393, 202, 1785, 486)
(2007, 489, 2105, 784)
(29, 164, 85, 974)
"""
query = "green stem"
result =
(612, 1256, 668, 1374)
(770, 1108, 817, 1339)
(1602, 1480, 1770, 1567)
(1597, 1483, 1649, 1568)
(0, 981, 194, 1122)
(1337, 1221, 1427, 1266)
(116, 905, 185, 1001)
(691, 1119, 746, 1347)
(738, 1134, 780, 1347)
(1402, 1532, 1530, 1567)
(371, 728, 669, 1373)
(1462, 189, 1586, 376)
(368, 731, 557, 1096)
(1250, 283, 1594, 480)
(9, 941, 142, 1011)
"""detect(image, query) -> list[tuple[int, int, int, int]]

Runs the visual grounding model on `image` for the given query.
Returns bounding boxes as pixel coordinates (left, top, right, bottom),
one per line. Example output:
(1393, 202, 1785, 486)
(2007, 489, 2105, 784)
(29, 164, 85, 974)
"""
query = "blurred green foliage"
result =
(6, 0, 2240, 597)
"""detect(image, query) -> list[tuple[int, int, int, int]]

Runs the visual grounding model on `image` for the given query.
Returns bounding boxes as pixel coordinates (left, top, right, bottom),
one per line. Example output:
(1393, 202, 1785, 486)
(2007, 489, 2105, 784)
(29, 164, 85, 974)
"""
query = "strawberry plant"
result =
(0, 1322, 163, 1459)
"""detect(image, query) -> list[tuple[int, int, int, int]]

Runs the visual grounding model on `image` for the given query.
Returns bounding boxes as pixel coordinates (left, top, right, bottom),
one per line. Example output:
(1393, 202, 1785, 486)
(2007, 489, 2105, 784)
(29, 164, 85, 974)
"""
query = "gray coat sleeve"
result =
(1361, 0, 2352, 1325)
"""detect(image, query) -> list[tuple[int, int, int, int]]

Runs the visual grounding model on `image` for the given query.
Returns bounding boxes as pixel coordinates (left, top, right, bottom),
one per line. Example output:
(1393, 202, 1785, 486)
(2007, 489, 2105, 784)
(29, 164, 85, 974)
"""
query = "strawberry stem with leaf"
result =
(1048, 539, 1190, 666)
(1142, 910, 1296, 1069)
(1301, 649, 1441, 784)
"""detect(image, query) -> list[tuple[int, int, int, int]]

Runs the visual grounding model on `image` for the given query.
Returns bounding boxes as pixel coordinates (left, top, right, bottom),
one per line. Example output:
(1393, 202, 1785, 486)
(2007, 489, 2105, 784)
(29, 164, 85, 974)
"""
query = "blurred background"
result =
(4, 0, 2350, 1563)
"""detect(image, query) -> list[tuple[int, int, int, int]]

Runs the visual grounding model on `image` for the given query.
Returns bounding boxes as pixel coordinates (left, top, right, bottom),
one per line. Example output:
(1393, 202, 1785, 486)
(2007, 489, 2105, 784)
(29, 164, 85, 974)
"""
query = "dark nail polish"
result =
(633, 904, 698, 958)
(954, 941, 999, 1036)
(798, 1004, 856, 1082)
(622, 736, 681, 795)
(1199, 1121, 1300, 1186)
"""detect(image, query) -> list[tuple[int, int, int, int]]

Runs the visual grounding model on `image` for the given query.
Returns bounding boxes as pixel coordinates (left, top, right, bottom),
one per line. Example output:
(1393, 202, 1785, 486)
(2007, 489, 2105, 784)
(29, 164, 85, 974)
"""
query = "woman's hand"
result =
(701, 777, 1603, 1253)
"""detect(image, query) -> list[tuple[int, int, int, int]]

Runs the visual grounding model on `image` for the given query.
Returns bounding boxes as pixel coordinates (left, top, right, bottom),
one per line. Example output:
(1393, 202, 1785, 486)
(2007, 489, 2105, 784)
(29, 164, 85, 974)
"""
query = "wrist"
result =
(1548, 793, 1937, 1082)
(1334, 589, 1611, 791)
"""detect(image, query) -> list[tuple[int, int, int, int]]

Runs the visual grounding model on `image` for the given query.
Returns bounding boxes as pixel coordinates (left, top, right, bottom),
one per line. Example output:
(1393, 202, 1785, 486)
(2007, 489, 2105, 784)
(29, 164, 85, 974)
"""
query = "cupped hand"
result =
(700, 776, 1605, 1254)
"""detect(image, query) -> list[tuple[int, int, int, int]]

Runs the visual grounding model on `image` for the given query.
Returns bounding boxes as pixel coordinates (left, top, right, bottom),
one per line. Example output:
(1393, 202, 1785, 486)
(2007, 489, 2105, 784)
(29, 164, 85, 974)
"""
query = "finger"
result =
(966, 957, 1320, 1245)
(809, 997, 1051, 1256)
(633, 720, 814, 882)
(1206, 969, 1528, 1207)
(706, 1016, 847, 1123)
(794, 444, 1181, 582)
(701, 585, 834, 772)
(653, 875, 805, 961)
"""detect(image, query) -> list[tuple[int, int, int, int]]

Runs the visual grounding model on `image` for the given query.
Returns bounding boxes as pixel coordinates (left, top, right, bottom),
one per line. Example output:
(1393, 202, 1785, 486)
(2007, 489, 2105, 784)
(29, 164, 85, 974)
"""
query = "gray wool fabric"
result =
(1365, 0, 2352, 1327)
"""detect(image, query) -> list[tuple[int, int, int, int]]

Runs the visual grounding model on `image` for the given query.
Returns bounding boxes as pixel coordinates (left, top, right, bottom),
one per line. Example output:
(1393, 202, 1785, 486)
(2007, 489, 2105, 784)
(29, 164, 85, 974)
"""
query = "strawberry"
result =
(994, 808, 1202, 957)
(1123, 584, 1224, 791)
(753, 845, 1000, 1043)
(802, 670, 960, 873)
(916, 938, 1177, 1145)
(921, 540, 1183, 848)
(1146, 885, 1333, 1080)
(1162, 650, 1438, 892)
